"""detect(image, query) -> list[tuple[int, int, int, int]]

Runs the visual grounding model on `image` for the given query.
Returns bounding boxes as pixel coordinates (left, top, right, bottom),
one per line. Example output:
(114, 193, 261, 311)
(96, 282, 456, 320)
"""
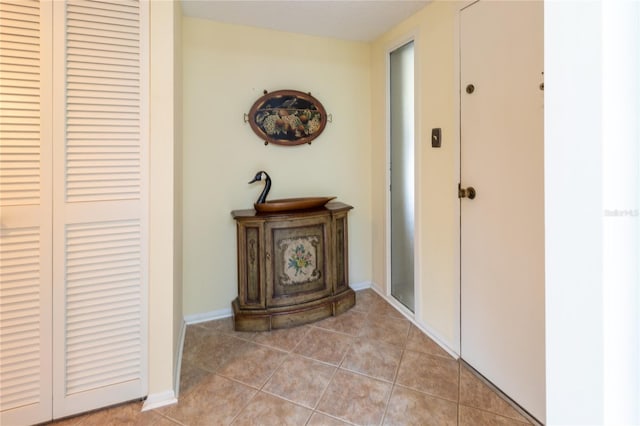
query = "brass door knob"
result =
(458, 184, 476, 200)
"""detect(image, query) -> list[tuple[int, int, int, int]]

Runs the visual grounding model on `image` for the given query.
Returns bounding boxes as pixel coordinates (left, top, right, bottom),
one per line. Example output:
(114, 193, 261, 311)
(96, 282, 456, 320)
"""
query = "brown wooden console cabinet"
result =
(231, 202, 355, 331)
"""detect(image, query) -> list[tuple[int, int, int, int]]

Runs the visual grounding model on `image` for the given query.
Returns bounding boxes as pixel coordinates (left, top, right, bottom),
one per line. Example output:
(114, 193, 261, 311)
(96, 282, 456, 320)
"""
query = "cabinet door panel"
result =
(265, 216, 332, 307)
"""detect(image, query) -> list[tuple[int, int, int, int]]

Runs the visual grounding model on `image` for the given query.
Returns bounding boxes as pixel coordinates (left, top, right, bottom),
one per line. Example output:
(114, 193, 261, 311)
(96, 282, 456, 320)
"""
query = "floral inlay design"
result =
(288, 244, 313, 275)
(279, 236, 320, 285)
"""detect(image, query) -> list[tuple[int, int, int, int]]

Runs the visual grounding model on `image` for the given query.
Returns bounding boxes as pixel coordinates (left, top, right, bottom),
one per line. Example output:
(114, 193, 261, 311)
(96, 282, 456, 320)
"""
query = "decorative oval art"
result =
(247, 90, 327, 146)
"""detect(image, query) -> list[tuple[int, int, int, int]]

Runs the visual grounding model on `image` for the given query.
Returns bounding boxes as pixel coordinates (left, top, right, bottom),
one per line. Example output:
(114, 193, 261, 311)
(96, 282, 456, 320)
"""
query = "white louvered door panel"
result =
(51, 0, 148, 418)
(0, 1, 53, 425)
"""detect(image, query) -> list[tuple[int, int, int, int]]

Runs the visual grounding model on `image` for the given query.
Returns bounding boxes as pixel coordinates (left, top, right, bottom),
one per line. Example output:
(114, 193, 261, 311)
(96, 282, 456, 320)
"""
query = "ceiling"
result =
(180, 1, 430, 42)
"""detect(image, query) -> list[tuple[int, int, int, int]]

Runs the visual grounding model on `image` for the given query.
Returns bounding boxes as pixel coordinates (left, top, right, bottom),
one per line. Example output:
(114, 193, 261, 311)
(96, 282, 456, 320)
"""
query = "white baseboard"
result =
(368, 282, 386, 295)
(173, 320, 187, 398)
(368, 283, 386, 298)
(368, 281, 460, 359)
(411, 319, 460, 359)
(184, 307, 232, 325)
(141, 390, 177, 411)
(350, 281, 372, 291)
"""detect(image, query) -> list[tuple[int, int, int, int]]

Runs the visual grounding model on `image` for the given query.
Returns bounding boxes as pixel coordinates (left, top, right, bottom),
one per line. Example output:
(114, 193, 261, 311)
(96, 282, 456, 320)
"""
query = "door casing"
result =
(385, 33, 421, 319)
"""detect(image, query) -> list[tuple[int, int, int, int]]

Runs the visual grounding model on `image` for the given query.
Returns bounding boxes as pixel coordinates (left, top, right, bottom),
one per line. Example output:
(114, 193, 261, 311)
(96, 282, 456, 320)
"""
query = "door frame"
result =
(452, 2, 475, 355)
(385, 31, 422, 319)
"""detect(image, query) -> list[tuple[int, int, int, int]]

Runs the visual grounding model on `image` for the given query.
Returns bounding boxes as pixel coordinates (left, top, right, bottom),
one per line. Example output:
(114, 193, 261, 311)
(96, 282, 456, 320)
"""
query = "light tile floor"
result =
(50, 289, 533, 425)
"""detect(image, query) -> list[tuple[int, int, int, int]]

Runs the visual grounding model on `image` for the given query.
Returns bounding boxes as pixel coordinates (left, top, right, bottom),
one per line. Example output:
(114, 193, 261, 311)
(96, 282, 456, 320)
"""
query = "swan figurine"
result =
(248, 170, 335, 213)
(248, 170, 271, 204)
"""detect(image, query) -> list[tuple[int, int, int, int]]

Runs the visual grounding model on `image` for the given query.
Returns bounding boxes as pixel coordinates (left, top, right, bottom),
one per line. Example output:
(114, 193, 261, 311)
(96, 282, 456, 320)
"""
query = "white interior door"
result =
(460, 1, 545, 422)
(51, 0, 148, 418)
(2, 1, 148, 423)
(1, 1, 53, 424)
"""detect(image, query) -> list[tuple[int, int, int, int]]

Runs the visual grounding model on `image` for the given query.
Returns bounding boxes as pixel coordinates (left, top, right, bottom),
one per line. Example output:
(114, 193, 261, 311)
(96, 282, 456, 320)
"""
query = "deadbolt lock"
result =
(466, 84, 475, 94)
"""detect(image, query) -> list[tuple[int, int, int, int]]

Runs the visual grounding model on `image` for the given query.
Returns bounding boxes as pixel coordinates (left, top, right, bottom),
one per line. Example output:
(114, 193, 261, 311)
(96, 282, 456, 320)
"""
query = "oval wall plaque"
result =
(248, 90, 327, 146)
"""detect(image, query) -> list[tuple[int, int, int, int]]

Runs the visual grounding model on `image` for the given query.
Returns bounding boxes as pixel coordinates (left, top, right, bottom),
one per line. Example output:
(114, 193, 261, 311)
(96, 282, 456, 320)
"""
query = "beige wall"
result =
(371, 1, 461, 351)
(181, 3, 460, 349)
(182, 18, 373, 316)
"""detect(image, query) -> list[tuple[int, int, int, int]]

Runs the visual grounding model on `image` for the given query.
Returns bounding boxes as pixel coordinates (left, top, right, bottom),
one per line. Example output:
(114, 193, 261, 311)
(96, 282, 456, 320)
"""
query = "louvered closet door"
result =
(51, 0, 148, 418)
(0, 1, 53, 425)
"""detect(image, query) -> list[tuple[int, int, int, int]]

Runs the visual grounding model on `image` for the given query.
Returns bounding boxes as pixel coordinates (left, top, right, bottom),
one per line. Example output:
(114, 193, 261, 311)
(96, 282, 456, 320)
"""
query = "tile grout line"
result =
(309, 353, 343, 419)
(258, 352, 293, 390)
(285, 325, 312, 354)
(457, 403, 533, 425)
(307, 308, 369, 425)
(157, 411, 188, 426)
(212, 337, 292, 425)
(255, 328, 338, 426)
(459, 361, 538, 424)
(325, 329, 359, 406)
(226, 386, 260, 426)
(379, 354, 403, 426)
(379, 325, 411, 426)
(379, 305, 410, 426)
